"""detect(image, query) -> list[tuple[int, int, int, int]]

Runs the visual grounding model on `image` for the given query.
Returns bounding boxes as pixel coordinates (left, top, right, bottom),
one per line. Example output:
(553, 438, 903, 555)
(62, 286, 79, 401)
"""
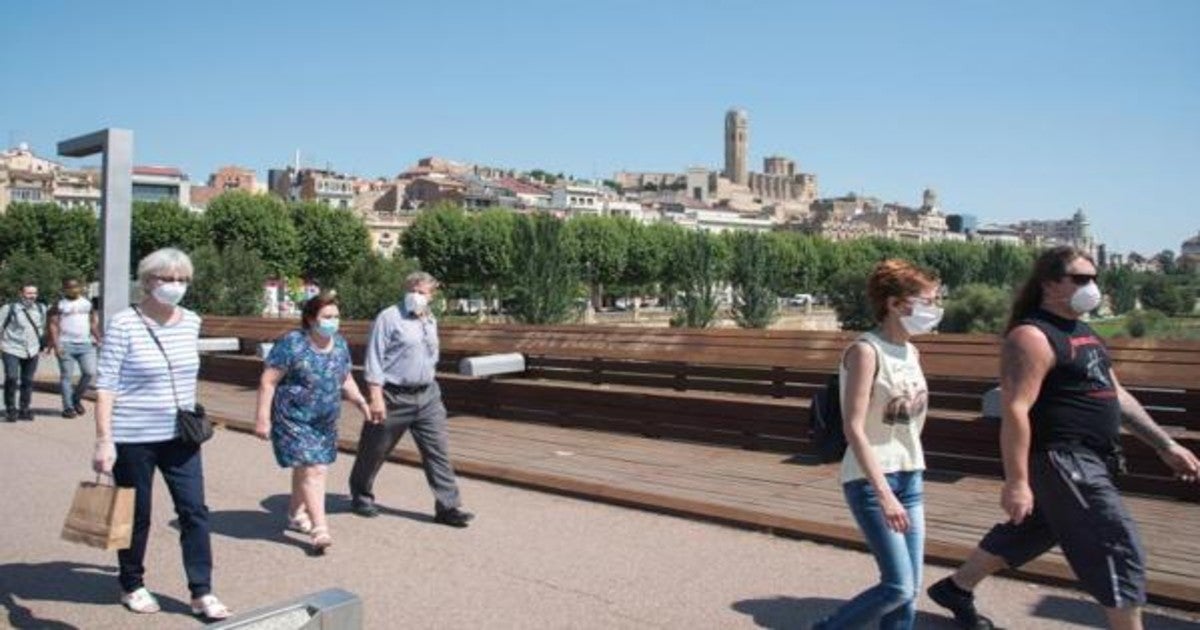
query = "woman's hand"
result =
(357, 399, 372, 423)
(92, 440, 116, 474)
(880, 490, 910, 533)
(253, 417, 271, 440)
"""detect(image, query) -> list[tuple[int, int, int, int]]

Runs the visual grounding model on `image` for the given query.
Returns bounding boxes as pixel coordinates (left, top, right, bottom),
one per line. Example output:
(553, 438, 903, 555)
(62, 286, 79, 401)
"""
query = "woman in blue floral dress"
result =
(254, 291, 370, 553)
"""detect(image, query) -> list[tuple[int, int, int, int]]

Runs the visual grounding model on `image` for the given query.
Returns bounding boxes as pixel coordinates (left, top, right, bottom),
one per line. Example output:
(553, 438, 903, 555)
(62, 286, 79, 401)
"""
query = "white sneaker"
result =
(120, 587, 161, 614)
(191, 594, 232, 620)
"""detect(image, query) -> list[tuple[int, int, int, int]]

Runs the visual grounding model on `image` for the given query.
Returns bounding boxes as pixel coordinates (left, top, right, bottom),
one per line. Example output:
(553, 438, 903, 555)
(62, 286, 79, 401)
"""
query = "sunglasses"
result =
(1063, 273, 1096, 286)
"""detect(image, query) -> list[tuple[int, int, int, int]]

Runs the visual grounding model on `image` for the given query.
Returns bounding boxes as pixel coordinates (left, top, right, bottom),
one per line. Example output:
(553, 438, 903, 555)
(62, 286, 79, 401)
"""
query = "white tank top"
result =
(838, 331, 928, 483)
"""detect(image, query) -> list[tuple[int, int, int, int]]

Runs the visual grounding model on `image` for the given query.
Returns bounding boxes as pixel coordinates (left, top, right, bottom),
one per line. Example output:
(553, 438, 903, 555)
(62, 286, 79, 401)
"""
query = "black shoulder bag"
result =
(132, 307, 212, 445)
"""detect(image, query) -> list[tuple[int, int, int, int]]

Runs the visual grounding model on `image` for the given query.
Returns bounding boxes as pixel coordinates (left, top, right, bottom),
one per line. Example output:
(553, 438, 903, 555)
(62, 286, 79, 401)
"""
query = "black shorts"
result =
(979, 449, 1146, 608)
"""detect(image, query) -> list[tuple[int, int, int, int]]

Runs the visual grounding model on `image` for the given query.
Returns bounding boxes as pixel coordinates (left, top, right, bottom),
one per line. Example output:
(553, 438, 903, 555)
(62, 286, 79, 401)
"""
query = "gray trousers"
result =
(348, 382, 462, 512)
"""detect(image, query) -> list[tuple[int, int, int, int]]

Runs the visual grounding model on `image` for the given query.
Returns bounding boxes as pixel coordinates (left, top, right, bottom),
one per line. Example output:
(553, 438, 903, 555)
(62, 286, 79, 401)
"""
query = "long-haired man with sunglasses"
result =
(927, 246, 1200, 630)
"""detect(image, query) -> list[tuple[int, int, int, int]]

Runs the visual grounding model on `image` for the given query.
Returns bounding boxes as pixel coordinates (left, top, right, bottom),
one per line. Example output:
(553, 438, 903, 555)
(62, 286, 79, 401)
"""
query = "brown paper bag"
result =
(61, 476, 135, 550)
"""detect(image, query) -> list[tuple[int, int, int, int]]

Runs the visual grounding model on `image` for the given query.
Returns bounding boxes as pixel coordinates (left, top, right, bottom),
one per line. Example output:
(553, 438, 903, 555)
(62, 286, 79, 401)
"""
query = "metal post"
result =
(58, 129, 133, 331)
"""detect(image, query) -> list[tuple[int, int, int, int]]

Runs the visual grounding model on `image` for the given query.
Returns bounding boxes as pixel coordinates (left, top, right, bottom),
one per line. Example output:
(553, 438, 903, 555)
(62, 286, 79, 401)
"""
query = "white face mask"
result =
(1069, 282, 1102, 314)
(152, 281, 188, 306)
(404, 291, 429, 316)
(900, 301, 943, 335)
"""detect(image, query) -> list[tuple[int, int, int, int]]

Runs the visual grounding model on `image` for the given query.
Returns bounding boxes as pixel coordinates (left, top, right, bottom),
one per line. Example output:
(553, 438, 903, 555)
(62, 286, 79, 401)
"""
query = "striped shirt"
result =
(96, 307, 201, 444)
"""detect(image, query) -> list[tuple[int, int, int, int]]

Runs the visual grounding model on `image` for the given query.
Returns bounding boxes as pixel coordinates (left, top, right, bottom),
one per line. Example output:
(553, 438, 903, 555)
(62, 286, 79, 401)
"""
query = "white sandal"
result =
(121, 587, 161, 614)
(191, 594, 232, 620)
(286, 511, 313, 534)
(310, 525, 333, 554)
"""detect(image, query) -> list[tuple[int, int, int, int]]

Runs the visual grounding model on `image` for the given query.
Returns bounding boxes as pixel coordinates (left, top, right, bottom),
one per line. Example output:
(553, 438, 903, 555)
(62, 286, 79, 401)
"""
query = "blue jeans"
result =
(112, 439, 213, 598)
(823, 471, 925, 630)
(57, 342, 97, 410)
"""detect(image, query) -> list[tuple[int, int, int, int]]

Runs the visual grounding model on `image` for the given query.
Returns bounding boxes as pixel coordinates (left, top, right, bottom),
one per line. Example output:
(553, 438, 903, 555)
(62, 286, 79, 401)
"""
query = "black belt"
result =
(384, 382, 431, 395)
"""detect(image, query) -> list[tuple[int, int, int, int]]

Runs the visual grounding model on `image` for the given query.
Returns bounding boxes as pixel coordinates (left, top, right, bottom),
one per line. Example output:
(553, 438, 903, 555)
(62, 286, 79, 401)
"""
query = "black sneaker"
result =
(62, 409, 77, 419)
(433, 507, 474, 528)
(4, 410, 15, 423)
(927, 577, 995, 629)
(73, 401, 86, 415)
(17, 409, 33, 421)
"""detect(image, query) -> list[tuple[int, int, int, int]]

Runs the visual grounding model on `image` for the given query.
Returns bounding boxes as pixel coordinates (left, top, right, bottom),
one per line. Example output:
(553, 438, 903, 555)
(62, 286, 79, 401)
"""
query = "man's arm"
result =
(999, 324, 1056, 524)
(1112, 371, 1200, 482)
(46, 306, 61, 353)
(363, 312, 390, 423)
(90, 309, 102, 343)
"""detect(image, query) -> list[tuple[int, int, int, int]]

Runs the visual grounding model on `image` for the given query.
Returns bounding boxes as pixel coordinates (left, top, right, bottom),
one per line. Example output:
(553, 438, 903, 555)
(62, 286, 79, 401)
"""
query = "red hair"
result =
(866, 259, 939, 323)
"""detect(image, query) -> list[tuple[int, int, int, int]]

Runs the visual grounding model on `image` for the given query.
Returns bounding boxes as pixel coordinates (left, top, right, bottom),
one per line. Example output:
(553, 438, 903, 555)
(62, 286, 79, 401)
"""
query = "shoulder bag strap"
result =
(131, 306, 181, 409)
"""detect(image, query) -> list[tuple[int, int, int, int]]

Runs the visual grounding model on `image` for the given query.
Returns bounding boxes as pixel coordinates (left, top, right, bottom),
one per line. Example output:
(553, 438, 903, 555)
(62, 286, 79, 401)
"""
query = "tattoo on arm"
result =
(1119, 389, 1174, 451)
(999, 335, 1027, 390)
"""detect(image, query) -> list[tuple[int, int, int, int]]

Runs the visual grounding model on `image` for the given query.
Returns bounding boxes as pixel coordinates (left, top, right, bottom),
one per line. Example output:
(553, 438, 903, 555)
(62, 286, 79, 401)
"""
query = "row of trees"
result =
(0, 192, 408, 318)
(400, 206, 1047, 328)
(1, 195, 1195, 332)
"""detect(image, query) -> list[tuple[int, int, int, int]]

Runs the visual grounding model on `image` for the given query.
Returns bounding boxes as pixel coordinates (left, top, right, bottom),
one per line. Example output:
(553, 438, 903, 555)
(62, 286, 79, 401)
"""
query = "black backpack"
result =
(809, 373, 846, 463)
(808, 340, 881, 463)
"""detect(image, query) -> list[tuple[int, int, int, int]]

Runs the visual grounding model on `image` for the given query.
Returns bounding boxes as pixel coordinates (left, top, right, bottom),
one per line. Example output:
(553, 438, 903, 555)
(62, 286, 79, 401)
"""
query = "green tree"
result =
(204, 191, 300, 277)
(131, 201, 207, 268)
(465, 209, 517, 297)
(1100, 267, 1138, 315)
(1140, 275, 1189, 316)
(980, 243, 1033, 288)
(671, 231, 726, 328)
(0, 203, 97, 279)
(508, 213, 580, 324)
(0, 249, 73, 303)
(290, 202, 370, 285)
(918, 240, 986, 289)
(827, 262, 876, 331)
(335, 253, 418, 320)
(399, 204, 471, 286)
(1154, 250, 1179, 275)
(727, 231, 779, 328)
(940, 283, 1010, 333)
(620, 220, 672, 294)
(184, 242, 267, 316)
(568, 215, 628, 308)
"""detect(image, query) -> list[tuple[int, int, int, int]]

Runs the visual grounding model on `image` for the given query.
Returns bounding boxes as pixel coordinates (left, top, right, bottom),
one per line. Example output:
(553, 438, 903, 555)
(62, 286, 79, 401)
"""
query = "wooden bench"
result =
(198, 317, 1200, 501)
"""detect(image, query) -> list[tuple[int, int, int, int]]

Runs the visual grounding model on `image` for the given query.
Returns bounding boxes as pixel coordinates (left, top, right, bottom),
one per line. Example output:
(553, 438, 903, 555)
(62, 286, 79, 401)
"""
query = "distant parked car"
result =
(788, 293, 814, 307)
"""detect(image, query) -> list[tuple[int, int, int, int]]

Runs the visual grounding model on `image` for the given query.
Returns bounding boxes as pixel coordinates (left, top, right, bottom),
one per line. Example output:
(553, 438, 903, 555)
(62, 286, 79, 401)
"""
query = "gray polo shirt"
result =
(363, 304, 440, 386)
(0, 301, 46, 358)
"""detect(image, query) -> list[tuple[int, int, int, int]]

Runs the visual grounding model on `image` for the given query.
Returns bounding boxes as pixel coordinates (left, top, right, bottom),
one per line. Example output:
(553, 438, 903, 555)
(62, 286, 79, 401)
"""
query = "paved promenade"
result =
(2, 390, 1198, 629)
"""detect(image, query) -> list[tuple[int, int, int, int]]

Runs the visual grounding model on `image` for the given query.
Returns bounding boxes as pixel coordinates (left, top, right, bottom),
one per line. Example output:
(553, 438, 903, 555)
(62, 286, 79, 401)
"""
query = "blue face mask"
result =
(316, 317, 339, 337)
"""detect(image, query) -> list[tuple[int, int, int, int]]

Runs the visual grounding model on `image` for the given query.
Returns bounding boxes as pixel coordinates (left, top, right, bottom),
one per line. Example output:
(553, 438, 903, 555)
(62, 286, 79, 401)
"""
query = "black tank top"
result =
(1022, 309, 1121, 456)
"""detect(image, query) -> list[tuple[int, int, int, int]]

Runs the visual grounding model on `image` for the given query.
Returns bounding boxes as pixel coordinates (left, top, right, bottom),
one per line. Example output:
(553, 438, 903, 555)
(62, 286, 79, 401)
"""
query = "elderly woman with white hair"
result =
(91, 247, 231, 620)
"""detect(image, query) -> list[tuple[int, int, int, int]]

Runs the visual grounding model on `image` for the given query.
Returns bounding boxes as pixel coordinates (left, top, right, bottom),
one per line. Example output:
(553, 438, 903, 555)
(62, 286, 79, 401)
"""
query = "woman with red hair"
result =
(815, 259, 942, 630)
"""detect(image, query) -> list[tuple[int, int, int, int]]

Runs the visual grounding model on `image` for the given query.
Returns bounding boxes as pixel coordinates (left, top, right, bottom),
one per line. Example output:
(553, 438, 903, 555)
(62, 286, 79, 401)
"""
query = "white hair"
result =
(405, 271, 438, 289)
(137, 247, 194, 291)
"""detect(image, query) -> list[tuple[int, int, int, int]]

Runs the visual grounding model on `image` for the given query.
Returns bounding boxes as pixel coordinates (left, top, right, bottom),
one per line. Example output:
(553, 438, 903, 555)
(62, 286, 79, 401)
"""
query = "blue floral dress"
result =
(266, 330, 352, 467)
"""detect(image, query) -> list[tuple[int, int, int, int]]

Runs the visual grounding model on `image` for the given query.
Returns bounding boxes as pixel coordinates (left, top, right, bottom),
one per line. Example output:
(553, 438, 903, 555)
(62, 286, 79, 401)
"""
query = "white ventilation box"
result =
(458, 353, 526, 377)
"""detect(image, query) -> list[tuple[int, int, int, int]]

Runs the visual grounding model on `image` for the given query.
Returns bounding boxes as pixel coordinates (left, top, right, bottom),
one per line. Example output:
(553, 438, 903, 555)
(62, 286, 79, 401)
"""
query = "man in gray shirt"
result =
(349, 271, 474, 527)
(1, 283, 49, 421)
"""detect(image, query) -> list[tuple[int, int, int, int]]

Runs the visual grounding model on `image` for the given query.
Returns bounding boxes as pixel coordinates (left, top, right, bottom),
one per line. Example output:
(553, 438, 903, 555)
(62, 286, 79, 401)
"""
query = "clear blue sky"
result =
(3, 0, 1197, 254)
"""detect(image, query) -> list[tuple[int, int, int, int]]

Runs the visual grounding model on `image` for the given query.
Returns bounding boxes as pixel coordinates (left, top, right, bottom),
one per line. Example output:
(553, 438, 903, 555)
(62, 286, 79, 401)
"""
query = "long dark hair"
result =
(1006, 246, 1093, 332)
